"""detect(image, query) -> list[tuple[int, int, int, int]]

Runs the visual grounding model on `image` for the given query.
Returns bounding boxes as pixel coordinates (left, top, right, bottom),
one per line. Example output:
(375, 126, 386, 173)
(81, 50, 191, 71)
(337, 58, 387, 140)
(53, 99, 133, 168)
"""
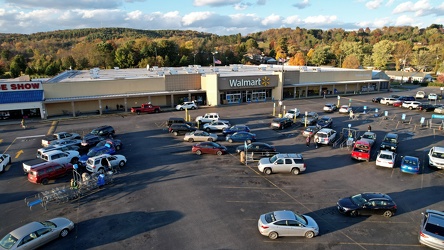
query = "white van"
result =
(380, 97, 397, 105)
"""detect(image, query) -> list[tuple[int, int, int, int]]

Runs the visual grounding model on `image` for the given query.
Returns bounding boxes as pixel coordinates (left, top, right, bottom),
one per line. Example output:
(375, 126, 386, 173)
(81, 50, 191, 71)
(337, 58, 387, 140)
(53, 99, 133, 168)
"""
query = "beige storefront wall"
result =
(298, 70, 372, 83)
(43, 74, 203, 117)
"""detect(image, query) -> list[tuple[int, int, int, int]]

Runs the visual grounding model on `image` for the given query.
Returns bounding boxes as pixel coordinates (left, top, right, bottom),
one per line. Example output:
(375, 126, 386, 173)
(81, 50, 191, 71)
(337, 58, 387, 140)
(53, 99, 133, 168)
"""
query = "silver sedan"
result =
(0, 217, 74, 250)
(183, 130, 218, 142)
(258, 210, 319, 239)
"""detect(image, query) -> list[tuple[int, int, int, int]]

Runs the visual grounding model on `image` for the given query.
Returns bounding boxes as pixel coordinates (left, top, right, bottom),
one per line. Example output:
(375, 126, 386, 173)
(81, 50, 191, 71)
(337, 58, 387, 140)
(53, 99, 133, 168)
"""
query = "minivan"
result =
(27, 162, 73, 185)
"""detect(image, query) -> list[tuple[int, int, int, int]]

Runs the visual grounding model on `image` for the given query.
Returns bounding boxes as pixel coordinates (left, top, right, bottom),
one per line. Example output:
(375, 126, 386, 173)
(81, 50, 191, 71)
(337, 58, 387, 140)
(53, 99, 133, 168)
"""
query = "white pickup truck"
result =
(195, 113, 220, 124)
(23, 150, 80, 174)
(41, 132, 81, 147)
(0, 154, 11, 172)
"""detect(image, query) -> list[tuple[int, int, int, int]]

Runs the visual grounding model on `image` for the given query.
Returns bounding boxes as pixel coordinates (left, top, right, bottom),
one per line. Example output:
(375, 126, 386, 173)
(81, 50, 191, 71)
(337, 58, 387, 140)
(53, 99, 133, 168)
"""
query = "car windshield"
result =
(0, 234, 18, 249)
(379, 153, 392, 160)
(321, 118, 329, 122)
(431, 151, 444, 159)
(362, 134, 374, 139)
(403, 158, 418, 166)
(269, 155, 278, 163)
(40, 221, 56, 228)
(383, 137, 397, 143)
(351, 194, 367, 206)
(294, 212, 308, 225)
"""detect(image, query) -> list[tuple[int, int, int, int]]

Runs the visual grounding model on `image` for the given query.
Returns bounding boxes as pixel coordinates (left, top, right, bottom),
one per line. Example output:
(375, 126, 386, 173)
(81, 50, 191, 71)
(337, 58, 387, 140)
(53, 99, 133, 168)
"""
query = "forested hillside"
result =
(0, 25, 443, 79)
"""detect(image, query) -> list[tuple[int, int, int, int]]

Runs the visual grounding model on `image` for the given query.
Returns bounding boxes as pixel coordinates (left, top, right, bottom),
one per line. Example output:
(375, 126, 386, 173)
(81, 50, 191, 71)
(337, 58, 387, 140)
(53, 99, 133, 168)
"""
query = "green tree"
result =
(9, 54, 27, 77)
(114, 45, 135, 68)
(393, 41, 412, 70)
(62, 55, 77, 70)
(45, 62, 58, 76)
(278, 37, 288, 54)
(311, 46, 329, 66)
(371, 40, 394, 69)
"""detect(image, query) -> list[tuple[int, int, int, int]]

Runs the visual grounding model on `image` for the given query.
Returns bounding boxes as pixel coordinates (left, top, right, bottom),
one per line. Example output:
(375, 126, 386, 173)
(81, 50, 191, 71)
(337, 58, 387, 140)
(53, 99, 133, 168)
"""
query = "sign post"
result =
(304, 111, 308, 127)
(337, 95, 340, 107)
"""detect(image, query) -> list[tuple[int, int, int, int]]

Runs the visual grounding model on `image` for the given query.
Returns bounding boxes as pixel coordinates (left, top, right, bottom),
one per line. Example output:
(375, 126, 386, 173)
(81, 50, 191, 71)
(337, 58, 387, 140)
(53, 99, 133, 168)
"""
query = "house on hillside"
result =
(384, 71, 433, 83)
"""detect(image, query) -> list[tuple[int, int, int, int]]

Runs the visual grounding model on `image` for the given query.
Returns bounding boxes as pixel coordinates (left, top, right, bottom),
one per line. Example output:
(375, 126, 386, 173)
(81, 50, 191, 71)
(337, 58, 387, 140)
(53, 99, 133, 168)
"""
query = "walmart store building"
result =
(0, 65, 389, 119)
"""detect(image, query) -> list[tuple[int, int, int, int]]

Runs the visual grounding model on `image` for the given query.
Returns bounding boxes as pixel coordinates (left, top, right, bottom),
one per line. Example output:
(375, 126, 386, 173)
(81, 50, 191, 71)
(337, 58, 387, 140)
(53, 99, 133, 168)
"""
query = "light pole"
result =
(400, 58, 406, 85)
(211, 52, 218, 67)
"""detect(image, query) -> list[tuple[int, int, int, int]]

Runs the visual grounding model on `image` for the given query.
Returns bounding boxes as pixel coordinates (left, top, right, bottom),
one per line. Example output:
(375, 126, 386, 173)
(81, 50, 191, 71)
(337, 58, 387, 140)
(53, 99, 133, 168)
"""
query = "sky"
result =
(0, 0, 443, 36)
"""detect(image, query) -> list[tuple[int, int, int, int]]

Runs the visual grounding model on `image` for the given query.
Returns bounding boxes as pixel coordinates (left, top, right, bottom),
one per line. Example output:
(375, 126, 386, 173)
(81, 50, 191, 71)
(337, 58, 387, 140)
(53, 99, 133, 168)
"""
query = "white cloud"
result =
(373, 17, 391, 27)
(234, 3, 251, 10)
(386, 0, 395, 6)
(282, 15, 302, 25)
(395, 14, 418, 26)
(261, 14, 281, 26)
(392, 0, 432, 16)
(193, 0, 241, 7)
(292, 0, 310, 9)
(304, 15, 337, 24)
(366, 0, 383, 9)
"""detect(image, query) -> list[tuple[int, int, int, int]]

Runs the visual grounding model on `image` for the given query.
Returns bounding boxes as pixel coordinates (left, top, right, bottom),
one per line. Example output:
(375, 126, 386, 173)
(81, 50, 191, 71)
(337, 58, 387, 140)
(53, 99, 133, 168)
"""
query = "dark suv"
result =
(380, 133, 399, 152)
(169, 123, 197, 136)
(397, 96, 415, 102)
(80, 134, 104, 153)
(270, 118, 293, 130)
(90, 125, 115, 138)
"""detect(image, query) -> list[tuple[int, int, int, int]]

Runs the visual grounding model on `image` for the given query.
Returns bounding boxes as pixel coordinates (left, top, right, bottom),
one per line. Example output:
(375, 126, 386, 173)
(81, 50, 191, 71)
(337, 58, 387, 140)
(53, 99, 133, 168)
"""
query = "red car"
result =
(192, 142, 227, 155)
(392, 100, 402, 107)
(28, 162, 74, 184)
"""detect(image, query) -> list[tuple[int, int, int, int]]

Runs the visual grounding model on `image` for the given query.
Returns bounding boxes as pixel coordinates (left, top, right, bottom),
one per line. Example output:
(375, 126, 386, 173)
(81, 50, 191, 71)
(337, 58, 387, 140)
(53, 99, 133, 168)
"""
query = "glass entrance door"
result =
(226, 93, 241, 104)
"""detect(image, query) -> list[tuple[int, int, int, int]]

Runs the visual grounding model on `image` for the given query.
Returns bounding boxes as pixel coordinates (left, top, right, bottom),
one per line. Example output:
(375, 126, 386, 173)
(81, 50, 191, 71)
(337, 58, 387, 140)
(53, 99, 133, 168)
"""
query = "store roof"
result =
(46, 65, 369, 83)
(0, 90, 44, 104)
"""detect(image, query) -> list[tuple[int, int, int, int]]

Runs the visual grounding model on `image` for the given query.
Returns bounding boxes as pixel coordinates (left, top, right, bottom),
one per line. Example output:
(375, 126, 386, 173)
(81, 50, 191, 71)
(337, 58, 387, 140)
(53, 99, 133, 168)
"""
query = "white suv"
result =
(380, 97, 397, 105)
(258, 153, 306, 175)
(401, 101, 421, 110)
(428, 146, 444, 169)
(86, 154, 127, 174)
(314, 128, 337, 145)
(176, 101, 197, 110)
(284, 108, 300, 119)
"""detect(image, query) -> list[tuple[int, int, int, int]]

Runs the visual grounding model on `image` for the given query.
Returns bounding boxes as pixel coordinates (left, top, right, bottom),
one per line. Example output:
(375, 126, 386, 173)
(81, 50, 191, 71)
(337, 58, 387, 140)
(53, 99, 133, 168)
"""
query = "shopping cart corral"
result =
(25, 169, 114, 210)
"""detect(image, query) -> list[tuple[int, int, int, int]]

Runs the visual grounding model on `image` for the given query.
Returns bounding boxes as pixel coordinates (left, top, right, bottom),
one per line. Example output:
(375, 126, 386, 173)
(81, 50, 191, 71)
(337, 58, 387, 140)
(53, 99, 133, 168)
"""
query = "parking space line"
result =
(16, 134, 45, 139)
(261, 240, 421, 247)
(240, 163, 368, 250)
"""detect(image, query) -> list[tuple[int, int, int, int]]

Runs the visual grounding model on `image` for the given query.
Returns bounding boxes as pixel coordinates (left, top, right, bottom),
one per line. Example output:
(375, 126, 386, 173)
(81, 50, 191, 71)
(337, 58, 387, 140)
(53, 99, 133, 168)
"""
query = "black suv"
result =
(380, 133, 399, 152)
(169, 123, 197, 136)
(167, 117, 196, 127)
(80, 134, 104, 153)
(270, 118, 293, 130)
(397, 96, 415, 102)
(90, 125, 115, 138)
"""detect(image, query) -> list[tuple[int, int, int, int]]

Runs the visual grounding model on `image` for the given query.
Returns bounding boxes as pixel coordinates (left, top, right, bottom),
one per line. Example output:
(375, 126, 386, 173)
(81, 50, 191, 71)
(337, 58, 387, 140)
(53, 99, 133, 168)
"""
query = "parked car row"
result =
(25, 125, 126, 184)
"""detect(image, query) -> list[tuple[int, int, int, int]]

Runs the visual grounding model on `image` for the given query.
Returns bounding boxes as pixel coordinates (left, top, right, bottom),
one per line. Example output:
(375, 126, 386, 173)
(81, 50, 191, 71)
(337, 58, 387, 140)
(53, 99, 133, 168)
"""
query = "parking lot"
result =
(0, 87, 443, 249)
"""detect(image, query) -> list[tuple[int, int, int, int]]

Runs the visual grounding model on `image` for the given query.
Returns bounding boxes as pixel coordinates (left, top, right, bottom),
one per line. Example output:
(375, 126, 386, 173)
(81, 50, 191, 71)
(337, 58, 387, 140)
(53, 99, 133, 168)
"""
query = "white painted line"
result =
(16, 135, 46, 139)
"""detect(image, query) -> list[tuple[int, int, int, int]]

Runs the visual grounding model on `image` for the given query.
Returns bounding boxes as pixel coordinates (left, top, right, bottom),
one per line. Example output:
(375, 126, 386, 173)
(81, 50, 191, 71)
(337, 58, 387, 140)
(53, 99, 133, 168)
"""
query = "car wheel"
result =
(191, 106, 196, 110)
(41, 178, 49, 185)
(173, 131, 178, 136)
(98, 168, 105, 174)
(180, 107, 184, 111)
(292, 168, 300, 175)
(228, 139, 233, 143)
(216, 150, 223, 156)
(137, 111, 141, 115)
(116, 145, 121, 150)
(383, 210, 393, 218)
(205, 128, 211, 132)
(268, 231, 278, 240)
(386, 103, 389, 106)
(350, 210, 358, 217)
(305, 231, 315, 239)
(208, 138, 213, 142)
(188, 138, 194, 142)
(60, 228, 69, 238)
(409, 106, 413, 110)
(195, 150, 202, 155)
(264, 168, 272, 175)
(119, 161, 126, 167)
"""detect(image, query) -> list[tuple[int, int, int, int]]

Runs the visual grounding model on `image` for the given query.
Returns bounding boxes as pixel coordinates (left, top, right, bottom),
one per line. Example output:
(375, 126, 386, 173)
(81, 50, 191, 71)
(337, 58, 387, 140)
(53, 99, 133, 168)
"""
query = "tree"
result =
(371, 40, 394, 69)
(277, 37, 288, 54)
(114, 45, 135, 68)
(311, 46, 330, 66)
(288, 52, 305, 66)
(62, 55, 76, 70)
(393, 41, 412, 71)
(9, 54, 27, 77)
(342, 54, 360, 69)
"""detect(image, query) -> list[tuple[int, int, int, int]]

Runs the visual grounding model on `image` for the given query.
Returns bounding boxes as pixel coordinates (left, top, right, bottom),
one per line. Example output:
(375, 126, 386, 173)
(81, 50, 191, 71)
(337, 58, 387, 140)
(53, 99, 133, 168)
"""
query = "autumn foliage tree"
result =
(288, 52, 305, 66)
(342, 54, 361, 69)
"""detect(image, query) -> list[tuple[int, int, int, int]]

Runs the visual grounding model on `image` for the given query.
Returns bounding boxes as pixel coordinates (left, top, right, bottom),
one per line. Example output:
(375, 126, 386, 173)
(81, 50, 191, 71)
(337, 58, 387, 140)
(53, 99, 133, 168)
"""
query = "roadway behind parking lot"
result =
(0, 87, 443, 249)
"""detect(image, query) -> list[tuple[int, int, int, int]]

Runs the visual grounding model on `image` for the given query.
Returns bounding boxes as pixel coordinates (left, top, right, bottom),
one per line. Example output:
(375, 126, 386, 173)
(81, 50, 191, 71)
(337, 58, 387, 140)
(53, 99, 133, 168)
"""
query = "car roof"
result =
(403, 156, 419, 161)
(275, 153, 303, 159)
(88, 154, 112, 160)
(355, 140, 370, 145)
(362, 193, 392, 200)
(9, 221, 44, 238)
(318, 128, 333, 132)
(385, 133, 398, 138)
(379, 150, 395, 155)
(273, 210, 296, 221)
